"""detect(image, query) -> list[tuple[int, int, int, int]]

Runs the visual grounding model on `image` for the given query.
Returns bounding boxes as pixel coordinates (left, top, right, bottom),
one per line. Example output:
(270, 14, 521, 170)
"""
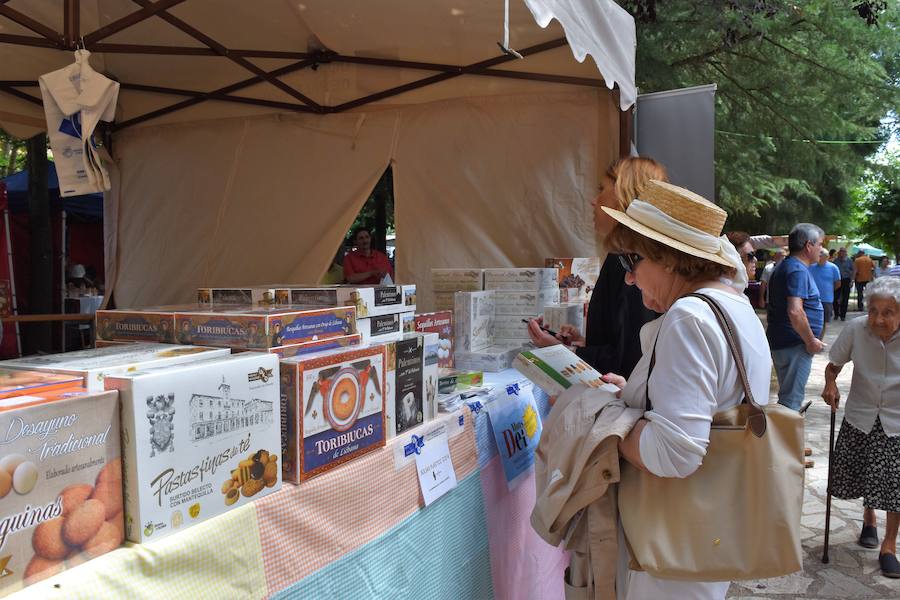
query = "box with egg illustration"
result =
(0, 389, 122, 596)
(104, 353, 281, 544)
(3, 344, 230, 392)
(280, 345, 386, 483)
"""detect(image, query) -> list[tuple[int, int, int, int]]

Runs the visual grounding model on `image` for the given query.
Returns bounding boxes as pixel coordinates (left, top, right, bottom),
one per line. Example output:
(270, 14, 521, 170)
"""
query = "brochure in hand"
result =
(513, 344, 617, 397)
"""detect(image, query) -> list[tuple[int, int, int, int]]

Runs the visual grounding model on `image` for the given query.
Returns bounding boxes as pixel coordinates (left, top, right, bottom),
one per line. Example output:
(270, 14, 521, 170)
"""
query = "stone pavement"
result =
(727, 311, 900, 599)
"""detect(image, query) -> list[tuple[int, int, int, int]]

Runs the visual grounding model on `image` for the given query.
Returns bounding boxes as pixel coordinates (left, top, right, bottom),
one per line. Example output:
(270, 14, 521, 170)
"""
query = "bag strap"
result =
(645, 292, 766, 438)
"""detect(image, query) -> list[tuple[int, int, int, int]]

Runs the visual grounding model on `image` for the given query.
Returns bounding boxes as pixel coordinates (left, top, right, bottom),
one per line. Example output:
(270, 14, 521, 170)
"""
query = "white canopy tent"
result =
(0, 0, 636, 309)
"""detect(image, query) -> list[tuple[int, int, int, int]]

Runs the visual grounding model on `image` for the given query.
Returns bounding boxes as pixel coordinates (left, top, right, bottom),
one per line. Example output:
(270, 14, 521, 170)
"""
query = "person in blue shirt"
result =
(767, 223, 826, 413)
(809, 247, 842, 338)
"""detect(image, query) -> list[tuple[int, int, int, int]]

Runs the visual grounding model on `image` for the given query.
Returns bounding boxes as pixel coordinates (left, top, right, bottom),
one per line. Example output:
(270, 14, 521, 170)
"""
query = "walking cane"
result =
(822, 405, 837, 563)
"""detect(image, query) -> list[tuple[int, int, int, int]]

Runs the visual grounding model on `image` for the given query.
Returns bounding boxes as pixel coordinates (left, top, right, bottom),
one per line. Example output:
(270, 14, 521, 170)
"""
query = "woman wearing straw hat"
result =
(527, 156, 666, 379)
(822, 276, 900, 578)
(599, 181, 772, 599)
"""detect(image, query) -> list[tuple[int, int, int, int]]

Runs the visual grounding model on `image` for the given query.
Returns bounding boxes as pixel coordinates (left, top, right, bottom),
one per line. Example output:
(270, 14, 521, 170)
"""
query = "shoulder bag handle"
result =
(646, 292, 767, 438)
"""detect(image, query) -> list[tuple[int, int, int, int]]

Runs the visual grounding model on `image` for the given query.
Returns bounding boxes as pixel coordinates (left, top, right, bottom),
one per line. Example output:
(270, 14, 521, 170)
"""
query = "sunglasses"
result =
(744, 252, 757, 263)
(618, 253, 643, 274)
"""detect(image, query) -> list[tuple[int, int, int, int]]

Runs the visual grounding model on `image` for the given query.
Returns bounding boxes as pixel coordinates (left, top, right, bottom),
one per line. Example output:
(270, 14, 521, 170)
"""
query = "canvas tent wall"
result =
(0, 0, 636, 309)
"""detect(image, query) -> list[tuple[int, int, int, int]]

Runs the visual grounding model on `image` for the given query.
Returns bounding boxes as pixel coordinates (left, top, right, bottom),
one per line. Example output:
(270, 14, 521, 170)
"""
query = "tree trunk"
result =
(25, 133, 52, 354)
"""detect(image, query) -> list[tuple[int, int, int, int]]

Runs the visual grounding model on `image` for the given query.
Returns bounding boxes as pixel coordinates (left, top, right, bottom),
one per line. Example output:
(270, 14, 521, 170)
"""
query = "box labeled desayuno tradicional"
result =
(197, 288, 276, 307)
(3, 344, 230, 392)
(105, 353, 281, 544)
(414, 311, 454, 368)
(454, 291, 494, 353)
(95, 309, 177, 343)
(356, 311, 413, 345)
(545, 257, 601, 301)
(280, 346, 386, 483)
(483, 268, 559, 291)
(276, 285, 416, 318)
(431, 269, 484, 292)
(0, 389, 122, 596)
(174, 306, 356, 350)
(0, 368, 82, 399)
(492, 289, 560, 316)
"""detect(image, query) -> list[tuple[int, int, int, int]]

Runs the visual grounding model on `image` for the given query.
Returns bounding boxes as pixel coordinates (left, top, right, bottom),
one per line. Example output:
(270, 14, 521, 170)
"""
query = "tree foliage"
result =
(851, 153, 900, 258)
(621, 0, 899, 236)
(0, 130, 27, 178)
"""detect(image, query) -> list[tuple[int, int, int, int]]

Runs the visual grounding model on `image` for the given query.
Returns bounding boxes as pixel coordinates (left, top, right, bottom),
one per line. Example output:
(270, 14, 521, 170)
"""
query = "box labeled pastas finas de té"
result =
(105, 353, 281, 543)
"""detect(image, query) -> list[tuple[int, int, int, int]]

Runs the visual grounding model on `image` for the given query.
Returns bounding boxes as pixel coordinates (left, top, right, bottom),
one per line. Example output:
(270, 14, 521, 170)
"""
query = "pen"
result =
(521, 319, 559, 338)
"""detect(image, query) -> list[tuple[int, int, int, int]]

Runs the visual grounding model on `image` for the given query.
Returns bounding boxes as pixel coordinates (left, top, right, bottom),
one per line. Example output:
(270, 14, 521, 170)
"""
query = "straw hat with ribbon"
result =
(601, 180, 748, 291)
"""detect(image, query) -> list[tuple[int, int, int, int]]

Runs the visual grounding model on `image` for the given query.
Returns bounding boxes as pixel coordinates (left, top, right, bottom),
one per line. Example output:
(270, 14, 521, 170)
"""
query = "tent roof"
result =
(0, 0, 635, 138)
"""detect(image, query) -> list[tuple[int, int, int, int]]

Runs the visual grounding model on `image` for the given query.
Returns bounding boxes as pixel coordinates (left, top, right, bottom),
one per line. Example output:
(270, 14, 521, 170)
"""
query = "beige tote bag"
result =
(619, 293, 805, 581)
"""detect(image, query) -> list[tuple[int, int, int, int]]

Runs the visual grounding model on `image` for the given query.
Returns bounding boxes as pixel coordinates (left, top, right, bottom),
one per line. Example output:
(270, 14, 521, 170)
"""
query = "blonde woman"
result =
(527, 156, 667, 378)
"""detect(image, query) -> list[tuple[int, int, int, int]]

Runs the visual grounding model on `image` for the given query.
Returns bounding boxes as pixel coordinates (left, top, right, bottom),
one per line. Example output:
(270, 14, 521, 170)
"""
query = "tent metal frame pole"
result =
(63, 0, 79, 50)
(0, 4, 63, 46)
(84, 0, 186, 46)
(2, 206, 21, 356)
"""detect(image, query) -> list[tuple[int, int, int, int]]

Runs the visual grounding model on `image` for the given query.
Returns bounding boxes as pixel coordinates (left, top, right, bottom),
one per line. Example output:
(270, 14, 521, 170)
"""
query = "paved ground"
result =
(726, 311, 900, 599)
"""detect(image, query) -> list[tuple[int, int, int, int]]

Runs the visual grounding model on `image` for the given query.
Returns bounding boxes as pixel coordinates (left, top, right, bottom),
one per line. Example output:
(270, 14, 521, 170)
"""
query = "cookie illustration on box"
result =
(221, 449, 278, 505)
(304, 360, 381, 432)
(147, 394, 175, 457)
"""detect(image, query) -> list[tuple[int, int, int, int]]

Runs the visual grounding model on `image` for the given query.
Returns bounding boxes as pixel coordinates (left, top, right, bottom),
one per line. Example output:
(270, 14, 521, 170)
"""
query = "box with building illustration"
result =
(492, 289, 560, 316)
(356, 311, 413, 345)
(3, 344, 230, 392)
(0, 368, 82, 399)
(95, 309, 178, 343)
(544, 258, 601, 301)
(483, 268, 559, 291)
(105, 353, 281, 544)
(174, 306, 356, 350)
(413, 311, 453, 368)
(431, 269, 484, 292)
(280, 346, 385, 483)
(197, 288, 276, 307)
(454, 291, 494, 353)
(0, 389, 122, 596)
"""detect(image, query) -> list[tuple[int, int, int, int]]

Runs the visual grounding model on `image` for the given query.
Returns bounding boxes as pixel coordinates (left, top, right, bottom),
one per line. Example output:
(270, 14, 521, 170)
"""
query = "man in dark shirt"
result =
(832, 246, 854, 321)
(767, 223, 826, 412)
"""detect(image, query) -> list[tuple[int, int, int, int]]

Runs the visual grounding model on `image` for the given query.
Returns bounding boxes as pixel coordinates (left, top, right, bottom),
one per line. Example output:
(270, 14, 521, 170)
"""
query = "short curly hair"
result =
(606, 224, 736, 282)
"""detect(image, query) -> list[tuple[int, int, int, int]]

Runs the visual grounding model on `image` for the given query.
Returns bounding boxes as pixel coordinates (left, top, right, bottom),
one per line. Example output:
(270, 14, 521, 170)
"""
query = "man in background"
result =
(809, 248, 841, 338)
(853, 250, 876, 311)
(833, 247, 854, 320)
(759, 247, 785, 307)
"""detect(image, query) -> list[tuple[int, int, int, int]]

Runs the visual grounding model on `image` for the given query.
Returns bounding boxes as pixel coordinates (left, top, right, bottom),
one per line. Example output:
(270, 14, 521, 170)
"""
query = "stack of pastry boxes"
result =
(0, 368, 121, 596)
(431, 269, 483, 311)
(279, 345, 387, 483)
(543, 257, 600, 336)
(104, 352, 281, 543)
(96, 303, 359, 357)
(484, 268, 559, 344)
(276, 285, 415, 345)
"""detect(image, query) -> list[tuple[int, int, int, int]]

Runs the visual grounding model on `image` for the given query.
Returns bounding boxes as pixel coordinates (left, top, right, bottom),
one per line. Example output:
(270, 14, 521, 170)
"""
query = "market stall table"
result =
(9, 369, 566, 600)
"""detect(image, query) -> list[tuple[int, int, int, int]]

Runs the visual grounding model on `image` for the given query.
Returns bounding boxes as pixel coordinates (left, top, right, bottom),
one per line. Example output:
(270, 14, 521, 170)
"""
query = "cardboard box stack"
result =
(483, 268, 559, 345)
(3, 344, 229, 392)
(431, 269, 484, 311)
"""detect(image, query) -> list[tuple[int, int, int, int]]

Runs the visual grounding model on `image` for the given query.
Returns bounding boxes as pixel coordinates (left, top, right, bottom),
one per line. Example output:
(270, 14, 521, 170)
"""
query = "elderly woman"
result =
(596, 181, 770, 599)
(822, 276, 900, 578)
(527, 156, 666, 378)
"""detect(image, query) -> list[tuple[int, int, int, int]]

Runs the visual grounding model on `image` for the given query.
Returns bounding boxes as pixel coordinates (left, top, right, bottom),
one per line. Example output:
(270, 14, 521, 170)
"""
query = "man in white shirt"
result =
(759, 248, 785, 307)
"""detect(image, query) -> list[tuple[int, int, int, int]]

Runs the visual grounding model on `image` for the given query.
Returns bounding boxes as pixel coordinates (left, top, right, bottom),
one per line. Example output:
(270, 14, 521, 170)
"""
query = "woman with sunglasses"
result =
(527, 156, 667, 378)
(599, 181, 771, 599)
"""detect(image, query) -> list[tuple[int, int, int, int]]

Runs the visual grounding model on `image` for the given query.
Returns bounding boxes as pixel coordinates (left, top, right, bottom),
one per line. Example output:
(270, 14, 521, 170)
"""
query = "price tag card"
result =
(415, 431, 457, 506)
